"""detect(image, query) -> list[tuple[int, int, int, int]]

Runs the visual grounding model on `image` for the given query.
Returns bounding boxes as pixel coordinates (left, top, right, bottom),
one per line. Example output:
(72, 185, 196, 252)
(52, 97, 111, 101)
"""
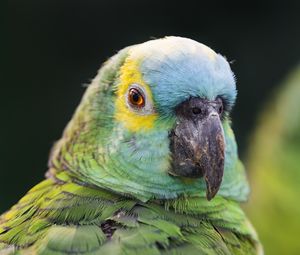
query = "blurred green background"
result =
(245, 66, 300, 255)
(1, 1, 300, 253)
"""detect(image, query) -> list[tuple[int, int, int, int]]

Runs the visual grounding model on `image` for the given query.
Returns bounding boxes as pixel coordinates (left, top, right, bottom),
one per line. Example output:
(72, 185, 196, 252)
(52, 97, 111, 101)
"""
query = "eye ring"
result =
(128, 87, 145, 108)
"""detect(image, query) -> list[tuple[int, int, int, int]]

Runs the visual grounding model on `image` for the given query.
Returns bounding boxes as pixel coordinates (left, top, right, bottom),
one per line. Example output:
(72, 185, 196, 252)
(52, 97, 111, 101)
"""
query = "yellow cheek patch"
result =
(114, 56, 157, 132)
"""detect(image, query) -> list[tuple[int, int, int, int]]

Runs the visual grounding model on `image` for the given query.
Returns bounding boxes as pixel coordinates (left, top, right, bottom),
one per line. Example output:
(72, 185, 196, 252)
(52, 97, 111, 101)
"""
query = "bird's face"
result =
(113, 37, 236, 200)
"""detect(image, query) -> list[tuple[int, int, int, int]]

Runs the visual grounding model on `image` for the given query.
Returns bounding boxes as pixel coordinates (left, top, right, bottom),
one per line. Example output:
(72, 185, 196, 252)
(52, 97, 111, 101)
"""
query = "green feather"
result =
(0, 176, 259, 254)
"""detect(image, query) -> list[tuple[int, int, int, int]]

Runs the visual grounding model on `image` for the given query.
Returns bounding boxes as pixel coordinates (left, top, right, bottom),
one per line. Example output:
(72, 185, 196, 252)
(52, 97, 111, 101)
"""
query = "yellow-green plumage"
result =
(245, 66, 300, 255)
(0, 172, 258, 255)
(0, 37, 261, 254)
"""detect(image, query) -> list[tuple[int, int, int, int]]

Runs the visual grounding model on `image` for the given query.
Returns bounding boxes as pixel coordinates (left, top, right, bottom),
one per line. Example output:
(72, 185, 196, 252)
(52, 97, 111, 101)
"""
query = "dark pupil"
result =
(132, 92, 140, 102)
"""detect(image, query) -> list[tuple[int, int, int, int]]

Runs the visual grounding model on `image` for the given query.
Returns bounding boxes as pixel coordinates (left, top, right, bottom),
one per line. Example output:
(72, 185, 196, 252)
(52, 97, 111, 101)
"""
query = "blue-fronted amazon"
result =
(0, 37, 262, 255)
(245, 66, 300, 255)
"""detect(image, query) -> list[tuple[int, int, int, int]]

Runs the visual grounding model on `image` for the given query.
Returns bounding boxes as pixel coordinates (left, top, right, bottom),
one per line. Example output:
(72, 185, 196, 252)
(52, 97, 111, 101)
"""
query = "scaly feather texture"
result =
(0, 37, 261, 254)
(0, 172, 259, 254)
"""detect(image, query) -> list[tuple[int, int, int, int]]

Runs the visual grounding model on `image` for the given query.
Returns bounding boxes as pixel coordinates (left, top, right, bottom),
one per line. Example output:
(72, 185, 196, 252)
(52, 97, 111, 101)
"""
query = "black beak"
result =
(169, 97, 225, 200)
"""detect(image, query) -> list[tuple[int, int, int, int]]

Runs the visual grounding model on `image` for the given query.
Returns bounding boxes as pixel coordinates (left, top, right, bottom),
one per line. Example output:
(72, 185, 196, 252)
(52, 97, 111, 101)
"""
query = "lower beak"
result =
(169, 100, 225, 200)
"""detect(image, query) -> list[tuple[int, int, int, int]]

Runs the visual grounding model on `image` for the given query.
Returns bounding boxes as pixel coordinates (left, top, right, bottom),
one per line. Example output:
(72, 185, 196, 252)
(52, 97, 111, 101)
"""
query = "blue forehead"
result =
(135, 37, 236, 115)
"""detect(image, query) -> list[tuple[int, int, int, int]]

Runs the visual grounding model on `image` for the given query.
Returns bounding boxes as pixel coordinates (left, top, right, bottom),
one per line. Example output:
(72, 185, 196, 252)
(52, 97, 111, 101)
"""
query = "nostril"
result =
(218, 105, 223, 115)
(192, 107, 202, 115)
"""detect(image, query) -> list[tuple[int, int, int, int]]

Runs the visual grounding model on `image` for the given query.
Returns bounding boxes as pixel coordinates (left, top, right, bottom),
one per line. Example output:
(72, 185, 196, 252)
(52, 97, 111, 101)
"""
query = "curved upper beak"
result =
(169, 97, 225, 200)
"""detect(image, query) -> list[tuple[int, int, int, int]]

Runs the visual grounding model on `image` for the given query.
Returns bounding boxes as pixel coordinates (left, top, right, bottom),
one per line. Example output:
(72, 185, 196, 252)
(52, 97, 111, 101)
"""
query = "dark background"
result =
(1, 0, 300, 213)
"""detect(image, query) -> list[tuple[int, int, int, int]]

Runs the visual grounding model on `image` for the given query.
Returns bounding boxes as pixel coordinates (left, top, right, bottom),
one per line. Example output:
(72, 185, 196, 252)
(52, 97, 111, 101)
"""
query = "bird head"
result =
(49, 37, 248, 202)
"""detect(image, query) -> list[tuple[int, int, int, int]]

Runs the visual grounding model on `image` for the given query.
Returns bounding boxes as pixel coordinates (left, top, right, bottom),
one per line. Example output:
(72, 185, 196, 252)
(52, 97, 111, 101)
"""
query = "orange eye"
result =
(128, 88, 145, 108)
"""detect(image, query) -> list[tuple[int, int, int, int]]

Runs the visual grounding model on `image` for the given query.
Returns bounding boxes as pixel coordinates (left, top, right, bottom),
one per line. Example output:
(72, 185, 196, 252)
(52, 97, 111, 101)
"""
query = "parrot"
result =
(0, 36, 262, 255)
(245, 66, 300, 255)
